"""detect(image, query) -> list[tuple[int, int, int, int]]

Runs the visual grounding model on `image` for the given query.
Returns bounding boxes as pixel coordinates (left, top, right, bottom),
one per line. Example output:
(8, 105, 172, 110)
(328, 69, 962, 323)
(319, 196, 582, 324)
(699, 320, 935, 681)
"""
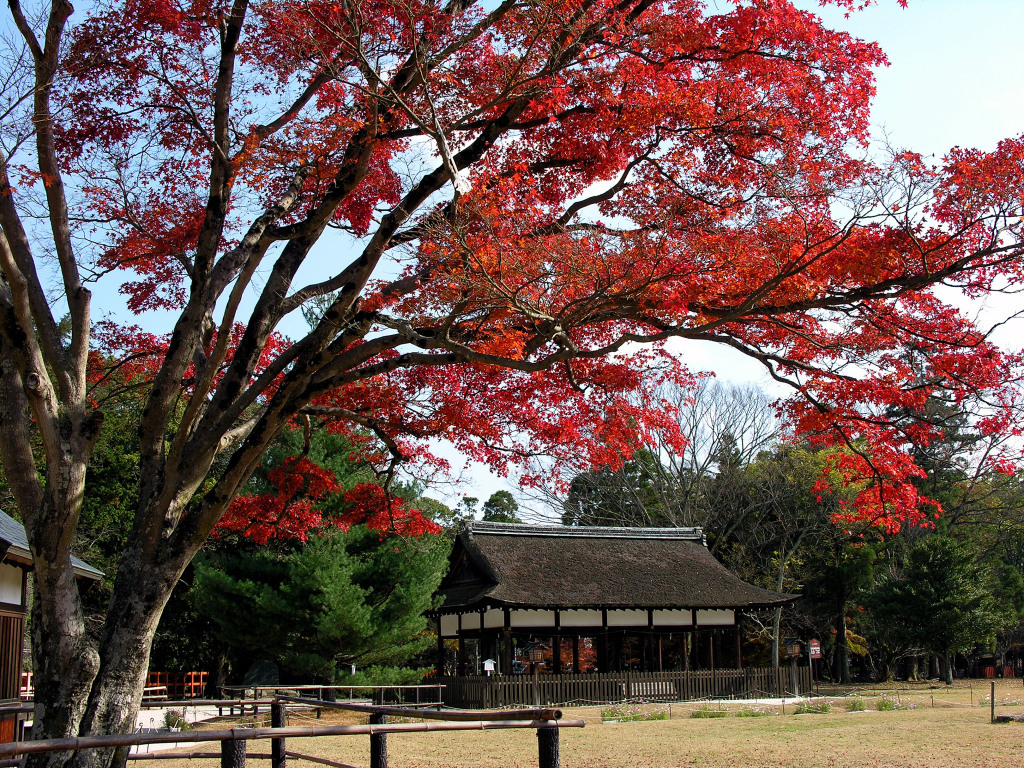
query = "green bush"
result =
(337, 665, 430, 687)
(877, 694, 917, 711)
(794, 699, 832, 715)
(163, 709, 190, 731)
(601, 702, 670, 722)
(690, 704, 730, 719)
(846, 697, 867, 712)
(736, 706, 774, 717)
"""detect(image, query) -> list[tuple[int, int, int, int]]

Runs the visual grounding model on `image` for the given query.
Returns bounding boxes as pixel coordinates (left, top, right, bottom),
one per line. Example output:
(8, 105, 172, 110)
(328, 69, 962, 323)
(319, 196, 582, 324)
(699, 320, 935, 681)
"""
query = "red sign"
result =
(810, 639, 822, 659)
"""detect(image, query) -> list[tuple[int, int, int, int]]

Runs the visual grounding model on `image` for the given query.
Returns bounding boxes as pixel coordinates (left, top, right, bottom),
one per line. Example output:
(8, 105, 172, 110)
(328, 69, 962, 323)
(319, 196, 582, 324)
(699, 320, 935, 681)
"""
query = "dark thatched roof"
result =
(435, 522, 794, 613)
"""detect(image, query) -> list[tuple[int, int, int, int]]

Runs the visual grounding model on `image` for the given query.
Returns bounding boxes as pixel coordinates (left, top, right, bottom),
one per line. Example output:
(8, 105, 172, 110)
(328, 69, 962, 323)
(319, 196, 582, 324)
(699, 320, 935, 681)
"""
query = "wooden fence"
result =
(145, 672, 208, 699)
(441, 666, 813, 708)
(0, 699, 584, 768)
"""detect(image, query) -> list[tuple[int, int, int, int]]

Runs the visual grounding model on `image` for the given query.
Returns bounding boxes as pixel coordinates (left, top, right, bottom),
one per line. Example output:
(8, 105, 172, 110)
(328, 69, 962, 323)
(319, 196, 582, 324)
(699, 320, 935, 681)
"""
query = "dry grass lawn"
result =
(159, 680, 1024, 768)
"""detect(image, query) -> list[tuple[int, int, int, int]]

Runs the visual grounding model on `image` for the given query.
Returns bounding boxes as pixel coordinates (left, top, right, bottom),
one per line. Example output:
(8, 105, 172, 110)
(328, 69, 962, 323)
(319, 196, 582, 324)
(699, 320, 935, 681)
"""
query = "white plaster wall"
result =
(560, 609, 603, 627)
(606, 609, 648, 627)
(483, 608, 505, 628)
(652, 609, 692, 626)
(0, 563, 22, 606)
(696, 609, 734, 626)
(440, 614, 459, 637)
(509, 609, 555, 628)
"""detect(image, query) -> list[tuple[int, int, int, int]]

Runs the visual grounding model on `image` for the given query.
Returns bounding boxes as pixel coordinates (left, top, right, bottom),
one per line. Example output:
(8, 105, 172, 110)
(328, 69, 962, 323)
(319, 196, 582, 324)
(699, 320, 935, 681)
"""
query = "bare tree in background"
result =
(528, 379, 779, 528)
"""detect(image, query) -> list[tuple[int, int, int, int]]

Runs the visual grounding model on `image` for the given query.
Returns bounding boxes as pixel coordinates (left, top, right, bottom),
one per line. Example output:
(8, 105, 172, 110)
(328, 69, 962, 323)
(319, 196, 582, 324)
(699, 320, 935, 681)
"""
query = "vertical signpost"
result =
(809, 639, 821, 694)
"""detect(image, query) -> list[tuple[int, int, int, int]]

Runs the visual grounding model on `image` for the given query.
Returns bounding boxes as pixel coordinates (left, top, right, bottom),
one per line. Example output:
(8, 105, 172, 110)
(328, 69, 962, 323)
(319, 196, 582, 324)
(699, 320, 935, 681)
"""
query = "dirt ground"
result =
(156, 680, 1024, 768)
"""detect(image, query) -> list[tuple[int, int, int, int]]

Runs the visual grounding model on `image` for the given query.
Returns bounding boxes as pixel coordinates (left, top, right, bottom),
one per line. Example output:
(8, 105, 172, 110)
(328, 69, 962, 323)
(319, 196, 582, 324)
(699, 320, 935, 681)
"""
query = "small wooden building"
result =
(0, 510, 102, 739)
(432, 522, 800, 705)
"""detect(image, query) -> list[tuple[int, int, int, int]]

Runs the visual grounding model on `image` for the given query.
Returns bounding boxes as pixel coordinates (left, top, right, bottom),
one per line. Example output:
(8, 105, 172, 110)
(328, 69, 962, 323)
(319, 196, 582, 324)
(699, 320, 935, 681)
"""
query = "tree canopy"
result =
(2, 0, 1024, 760)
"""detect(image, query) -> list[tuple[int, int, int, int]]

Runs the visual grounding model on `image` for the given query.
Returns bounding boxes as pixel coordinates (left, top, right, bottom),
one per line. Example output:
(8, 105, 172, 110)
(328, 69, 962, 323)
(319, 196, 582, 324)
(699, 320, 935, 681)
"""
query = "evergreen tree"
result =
(481, 491, 522, 523)
(870, 536, 1024, 685)
(193, 526, 447, 681)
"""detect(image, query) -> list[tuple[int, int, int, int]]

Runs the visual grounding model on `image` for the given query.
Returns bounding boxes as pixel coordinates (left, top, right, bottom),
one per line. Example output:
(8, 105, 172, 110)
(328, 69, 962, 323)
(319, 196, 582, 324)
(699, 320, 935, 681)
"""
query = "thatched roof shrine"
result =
(436, 521, 794, 615)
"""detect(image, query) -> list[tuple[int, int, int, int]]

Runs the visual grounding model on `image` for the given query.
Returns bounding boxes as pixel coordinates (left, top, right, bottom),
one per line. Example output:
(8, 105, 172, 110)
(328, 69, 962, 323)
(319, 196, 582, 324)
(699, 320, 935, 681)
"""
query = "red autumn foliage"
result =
(37, 0, 1020, 536)
(216, 455, 440, 543)
(215, 456, 340, 543)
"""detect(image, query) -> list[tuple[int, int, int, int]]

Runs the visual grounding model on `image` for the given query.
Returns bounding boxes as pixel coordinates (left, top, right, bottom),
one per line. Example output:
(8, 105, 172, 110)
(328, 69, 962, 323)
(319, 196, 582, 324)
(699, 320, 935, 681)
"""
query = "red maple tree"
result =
(1, 0, 1023, 760)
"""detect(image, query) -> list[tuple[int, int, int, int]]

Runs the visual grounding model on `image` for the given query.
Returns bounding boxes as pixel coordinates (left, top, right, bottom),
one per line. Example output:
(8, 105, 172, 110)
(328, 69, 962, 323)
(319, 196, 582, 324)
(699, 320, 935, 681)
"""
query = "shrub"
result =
(794, 699, 832, 715)
(877, 694, 917, 711)
(163, 709, 190, 731)
(690, 704, 730, 719)
(602, 701, 670, 722)
(846, 697, 867, 712)
(736, 705, 774, 717)
(981, 694, 1022, 707)
(337, 665, 430, 687)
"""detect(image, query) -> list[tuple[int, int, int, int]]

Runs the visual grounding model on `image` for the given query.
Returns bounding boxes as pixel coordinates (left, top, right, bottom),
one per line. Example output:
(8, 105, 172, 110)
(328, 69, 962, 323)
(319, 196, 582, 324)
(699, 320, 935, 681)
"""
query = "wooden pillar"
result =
(503, 628, 513, 674)
(271, 702, 287, 768)
(658, 636, 664, 673)
(221, 738, 246, 768)
(734, 626, 743, 670)
(457, 635, 466, 676)
(537, 725, 560, 768)
(370, 713, 387, 768)
(553, 634, 561, 674)
(707, 631, 714, 671)
(436, 625, 444, 678)
(572, 637, 579, 674)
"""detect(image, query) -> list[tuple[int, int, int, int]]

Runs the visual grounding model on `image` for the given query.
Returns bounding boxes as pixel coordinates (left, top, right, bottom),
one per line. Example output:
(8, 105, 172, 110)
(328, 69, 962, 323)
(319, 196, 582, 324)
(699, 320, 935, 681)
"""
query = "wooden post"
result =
(991, 681, 996, 724)
(537, 725, 559, 768)
(533, 665, 541, 707)
(271, 702, 287, 768)
(503, 628, 513, 676)
(436, 623, 444, 678)
(370, 713, 388, 768)
(221, 738, 246, 768)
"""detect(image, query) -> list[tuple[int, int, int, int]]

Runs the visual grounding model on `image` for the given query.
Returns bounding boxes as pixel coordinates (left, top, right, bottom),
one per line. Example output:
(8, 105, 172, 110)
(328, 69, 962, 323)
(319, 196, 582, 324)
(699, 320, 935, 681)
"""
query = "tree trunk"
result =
(211, 644, 233, 699)
(23, 500, 199, 768)
(833, 594, 850, 685)
(28, 546, 100, 768)
(940, 653, 953, 686)
(770, 607, 781, 670)
(72, 534, 194, 768)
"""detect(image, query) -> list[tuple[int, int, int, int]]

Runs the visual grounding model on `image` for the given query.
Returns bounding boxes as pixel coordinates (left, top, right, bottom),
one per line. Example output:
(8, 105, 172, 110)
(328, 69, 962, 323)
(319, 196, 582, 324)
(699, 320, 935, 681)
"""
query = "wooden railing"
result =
(220, 684, 444, 708)
(442, 666, 813, 707)
(0, 698, 584, 768)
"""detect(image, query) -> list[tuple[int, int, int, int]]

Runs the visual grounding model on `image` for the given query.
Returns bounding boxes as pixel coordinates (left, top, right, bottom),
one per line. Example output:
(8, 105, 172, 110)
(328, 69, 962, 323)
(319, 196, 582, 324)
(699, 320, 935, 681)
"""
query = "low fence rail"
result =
(221, 685, 443, 708)
(0, 698, 584, 768)
(442, 666, 813, 707)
